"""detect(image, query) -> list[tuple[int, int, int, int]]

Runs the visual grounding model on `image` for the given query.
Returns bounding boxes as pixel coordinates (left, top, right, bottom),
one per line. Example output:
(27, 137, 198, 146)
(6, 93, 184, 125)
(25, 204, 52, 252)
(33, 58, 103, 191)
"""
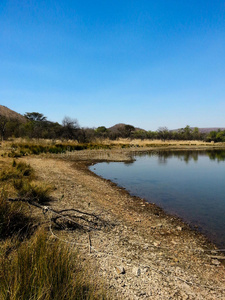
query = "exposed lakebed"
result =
(90, 150, 225, 248)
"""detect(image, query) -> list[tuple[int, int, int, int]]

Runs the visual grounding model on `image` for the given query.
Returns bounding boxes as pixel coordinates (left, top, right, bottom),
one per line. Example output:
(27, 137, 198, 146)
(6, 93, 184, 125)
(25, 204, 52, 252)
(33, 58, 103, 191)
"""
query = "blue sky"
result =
(0, 0, 224, 130)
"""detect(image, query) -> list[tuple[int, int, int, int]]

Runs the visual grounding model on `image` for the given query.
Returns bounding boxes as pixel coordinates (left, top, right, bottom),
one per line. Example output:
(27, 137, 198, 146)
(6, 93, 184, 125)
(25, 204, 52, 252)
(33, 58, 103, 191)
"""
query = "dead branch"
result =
(7, 197, 110, 232)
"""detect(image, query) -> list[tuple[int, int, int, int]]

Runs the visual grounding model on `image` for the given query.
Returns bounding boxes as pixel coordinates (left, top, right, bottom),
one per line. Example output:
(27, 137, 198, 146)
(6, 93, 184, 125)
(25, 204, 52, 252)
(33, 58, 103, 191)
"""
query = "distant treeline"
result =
(0, 112, 225, 143)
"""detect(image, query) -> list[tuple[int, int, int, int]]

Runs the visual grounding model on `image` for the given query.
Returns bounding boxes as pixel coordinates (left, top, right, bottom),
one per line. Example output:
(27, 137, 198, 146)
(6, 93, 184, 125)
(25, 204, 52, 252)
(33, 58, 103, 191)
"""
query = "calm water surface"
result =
(89, 150, 225, 247)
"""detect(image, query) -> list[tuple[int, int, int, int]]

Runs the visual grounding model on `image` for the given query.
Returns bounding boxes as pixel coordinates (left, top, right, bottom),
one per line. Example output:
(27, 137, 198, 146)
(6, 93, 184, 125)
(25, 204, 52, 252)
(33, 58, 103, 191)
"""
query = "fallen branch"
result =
(7, 197, 108, 232)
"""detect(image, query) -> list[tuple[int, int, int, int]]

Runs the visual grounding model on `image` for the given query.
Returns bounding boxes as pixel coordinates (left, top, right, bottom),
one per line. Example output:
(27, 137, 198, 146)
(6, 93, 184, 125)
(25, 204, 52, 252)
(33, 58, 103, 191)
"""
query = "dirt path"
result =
(23, 151, 225, 300)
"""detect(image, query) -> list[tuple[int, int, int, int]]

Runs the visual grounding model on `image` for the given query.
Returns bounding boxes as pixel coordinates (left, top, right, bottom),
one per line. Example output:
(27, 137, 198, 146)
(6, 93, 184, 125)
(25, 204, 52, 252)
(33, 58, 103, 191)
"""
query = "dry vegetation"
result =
(99, 138, 216, 146)
(0, 137, 221, 158)
(0, 153, 109, 300)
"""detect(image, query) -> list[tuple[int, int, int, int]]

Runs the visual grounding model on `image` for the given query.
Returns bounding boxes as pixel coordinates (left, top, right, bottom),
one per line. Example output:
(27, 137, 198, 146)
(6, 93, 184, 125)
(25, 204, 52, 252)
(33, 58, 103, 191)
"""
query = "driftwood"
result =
(8, 198, 109, 232)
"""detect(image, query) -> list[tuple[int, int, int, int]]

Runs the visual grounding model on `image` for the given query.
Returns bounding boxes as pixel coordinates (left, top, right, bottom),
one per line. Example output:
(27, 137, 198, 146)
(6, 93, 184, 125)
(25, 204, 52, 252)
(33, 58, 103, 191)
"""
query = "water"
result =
(89, 150, 225, 247)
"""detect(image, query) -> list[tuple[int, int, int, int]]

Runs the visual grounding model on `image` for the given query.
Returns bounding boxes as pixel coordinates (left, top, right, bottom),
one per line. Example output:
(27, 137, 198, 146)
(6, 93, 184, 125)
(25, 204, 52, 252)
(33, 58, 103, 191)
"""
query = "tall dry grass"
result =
(0, 158, 110, 300)
(0, 138, 220, 159)
(0, 228, 107, 300)
(99, 138, 214, 146)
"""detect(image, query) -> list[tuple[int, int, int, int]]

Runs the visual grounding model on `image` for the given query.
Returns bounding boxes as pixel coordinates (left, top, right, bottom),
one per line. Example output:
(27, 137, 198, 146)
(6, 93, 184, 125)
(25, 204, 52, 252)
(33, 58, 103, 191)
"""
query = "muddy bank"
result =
(23, 148, 225, 299)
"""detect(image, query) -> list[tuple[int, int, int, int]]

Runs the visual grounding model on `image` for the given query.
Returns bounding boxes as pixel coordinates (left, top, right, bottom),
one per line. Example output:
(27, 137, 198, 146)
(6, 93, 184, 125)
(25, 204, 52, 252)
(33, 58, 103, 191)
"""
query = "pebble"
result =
(115, 266, 126, 275)
(177, 226, 183, 231)
(211, 259, 220, 266)
(133, 267, 141, 276)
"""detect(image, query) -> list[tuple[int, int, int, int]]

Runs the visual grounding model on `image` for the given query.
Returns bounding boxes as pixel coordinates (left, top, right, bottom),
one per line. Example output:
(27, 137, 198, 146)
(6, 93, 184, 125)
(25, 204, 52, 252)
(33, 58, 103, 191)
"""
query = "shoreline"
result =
(85, 147, 225, 249)
(57, 145, 225, 246)
(23, 147, 225, 299)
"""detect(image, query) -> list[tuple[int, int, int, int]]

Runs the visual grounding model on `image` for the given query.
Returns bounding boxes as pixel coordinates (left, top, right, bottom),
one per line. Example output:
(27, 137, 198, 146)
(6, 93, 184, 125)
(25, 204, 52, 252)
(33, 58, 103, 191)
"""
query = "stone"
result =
(211, 259, 220, 266)
(115, 266, 125, 275)
(154, 241, 161, 247)
(133, 267, 141, 276)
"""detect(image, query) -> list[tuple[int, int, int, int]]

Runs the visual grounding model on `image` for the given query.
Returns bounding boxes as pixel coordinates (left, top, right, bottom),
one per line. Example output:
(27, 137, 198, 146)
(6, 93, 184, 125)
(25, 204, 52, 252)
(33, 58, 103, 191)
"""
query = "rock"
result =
(171, 240, 178, 245)
(143, 244, 149, 250)
(133, 267, 141, 276)
(115, 266, 125, 275)
(154, 241, 161, 247)
(211, 259, 221, 266)
(176, 226, 183, 231)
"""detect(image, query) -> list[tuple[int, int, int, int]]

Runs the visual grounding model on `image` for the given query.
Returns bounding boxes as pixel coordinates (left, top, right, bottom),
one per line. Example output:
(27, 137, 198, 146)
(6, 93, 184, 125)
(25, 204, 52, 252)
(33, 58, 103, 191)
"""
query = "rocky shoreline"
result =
(23, 147, 225, 299)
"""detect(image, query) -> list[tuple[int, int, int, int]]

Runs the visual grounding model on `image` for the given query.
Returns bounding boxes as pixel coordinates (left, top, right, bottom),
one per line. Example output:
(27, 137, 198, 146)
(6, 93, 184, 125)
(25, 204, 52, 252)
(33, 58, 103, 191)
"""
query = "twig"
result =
(88, 233, 92, 254)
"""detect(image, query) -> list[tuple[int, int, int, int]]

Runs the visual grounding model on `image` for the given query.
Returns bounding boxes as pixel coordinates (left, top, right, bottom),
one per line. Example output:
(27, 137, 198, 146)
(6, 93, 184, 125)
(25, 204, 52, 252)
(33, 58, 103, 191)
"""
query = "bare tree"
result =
(62, 117, 80, 140)
(157, 127, 170, 141)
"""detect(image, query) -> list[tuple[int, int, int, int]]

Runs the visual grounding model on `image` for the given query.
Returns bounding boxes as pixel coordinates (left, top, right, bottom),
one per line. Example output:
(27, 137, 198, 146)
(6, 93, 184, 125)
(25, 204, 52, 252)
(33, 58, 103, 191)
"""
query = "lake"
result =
(89, 150, 225, 248)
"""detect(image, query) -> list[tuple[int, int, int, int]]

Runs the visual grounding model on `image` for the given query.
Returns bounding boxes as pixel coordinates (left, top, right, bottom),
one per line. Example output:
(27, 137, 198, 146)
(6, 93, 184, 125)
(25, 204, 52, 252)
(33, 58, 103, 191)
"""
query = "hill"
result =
(108, 123, 145, 133)
(198, 127, 225, 133)
(0, 105, 27, 123)
(172, 127, 225, 134)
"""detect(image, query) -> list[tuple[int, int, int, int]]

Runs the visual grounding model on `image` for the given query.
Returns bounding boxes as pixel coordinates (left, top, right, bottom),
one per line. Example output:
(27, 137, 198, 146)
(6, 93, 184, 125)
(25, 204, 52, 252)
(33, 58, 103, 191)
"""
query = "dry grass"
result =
(99, 138, 215, 146)
(0, 138, 223, 160)
(0, 228, 108, 300)
(0, 191, 32, 240)
(0, 157, 110, 300)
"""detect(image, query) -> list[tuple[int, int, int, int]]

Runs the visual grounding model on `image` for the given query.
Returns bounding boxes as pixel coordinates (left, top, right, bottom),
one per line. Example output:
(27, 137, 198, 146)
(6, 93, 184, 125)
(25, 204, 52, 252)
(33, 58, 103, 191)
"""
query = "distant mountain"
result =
(197, 128, 225, 133)
(172, 127, 225, 134)
(0, 105, 27, 123)
(108, 123, 145, 133)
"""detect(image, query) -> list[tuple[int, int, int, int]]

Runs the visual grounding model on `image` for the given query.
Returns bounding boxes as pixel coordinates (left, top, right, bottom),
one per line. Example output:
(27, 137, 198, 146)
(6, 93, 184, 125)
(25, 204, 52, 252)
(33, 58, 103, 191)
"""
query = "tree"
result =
(95, 126, 108, 140)
(157, 127, 170, 141)
(183, 125, 192, 140)
(24, 112, 47, 122)
(215, 130, 225, 142)
(62, 117, 80, 140)
(95, 126, 108, 134)
(118, 125, 135, 138)
(192, 127, 200, 140)
(132, 130, 148, 140)
(206, 131, 217, 142)
(24, 112, 48, 138)
(0, 116, 8, 141)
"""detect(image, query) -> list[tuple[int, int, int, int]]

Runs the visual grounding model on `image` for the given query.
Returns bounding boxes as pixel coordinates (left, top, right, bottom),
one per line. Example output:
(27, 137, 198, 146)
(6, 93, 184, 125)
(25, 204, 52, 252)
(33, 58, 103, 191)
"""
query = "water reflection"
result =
(134, 149, 225, 164)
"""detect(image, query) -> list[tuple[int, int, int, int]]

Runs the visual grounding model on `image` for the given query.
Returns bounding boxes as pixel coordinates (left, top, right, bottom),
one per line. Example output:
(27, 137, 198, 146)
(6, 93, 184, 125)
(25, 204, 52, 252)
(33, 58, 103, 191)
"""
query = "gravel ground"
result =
(23, 149, 225, 299)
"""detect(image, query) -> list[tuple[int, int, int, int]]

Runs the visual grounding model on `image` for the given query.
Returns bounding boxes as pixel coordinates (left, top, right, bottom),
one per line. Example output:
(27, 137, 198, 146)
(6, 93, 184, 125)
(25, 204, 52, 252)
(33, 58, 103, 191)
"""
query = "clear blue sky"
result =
(0, 0, 224, 130)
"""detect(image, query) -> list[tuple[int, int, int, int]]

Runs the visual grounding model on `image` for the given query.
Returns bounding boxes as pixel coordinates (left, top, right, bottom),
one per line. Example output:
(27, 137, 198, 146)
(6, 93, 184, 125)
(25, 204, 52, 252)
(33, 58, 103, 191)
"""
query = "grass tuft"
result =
(0, 228, 108, 300)
(14, 180, 52, 204)
(0, 160, 34, 182)
(0, 191, 32, 240)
